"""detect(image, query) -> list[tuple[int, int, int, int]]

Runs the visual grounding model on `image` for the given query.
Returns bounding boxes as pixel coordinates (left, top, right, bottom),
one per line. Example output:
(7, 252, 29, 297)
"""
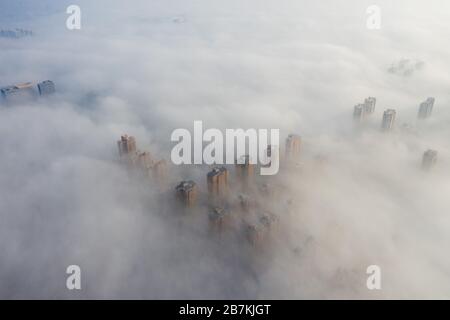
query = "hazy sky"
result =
(0, 0, 449, 299)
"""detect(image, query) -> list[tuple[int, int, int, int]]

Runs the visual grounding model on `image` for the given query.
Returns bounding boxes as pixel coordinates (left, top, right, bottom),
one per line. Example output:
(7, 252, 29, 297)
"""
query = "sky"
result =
(0, 0, 449, 299)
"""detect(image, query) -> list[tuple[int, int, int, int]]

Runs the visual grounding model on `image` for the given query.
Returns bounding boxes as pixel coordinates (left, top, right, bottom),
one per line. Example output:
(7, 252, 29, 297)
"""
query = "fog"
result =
(0, 0, 449, 299)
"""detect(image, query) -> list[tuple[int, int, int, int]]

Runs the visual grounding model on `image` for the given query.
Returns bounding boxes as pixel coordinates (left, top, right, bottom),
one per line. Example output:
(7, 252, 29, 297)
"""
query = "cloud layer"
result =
(0, 0, 449, 298)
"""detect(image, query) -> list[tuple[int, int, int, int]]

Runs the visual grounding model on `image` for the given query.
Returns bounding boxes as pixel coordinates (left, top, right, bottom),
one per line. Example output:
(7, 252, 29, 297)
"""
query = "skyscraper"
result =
(137, 151, 154, 170)
(37, 80, 56, 96)
(235, 155, 254, 187)
(117, 135, 137, 157)
(207, 167, 228, 201)
(418, 97, 435, 119)
(353, 104, 365, 121)
(245, 223, 264, 247)
(286, 134, 301, 159)
(422, 149, 438, 171)
(363, 97, 376, 114)
(381, 109, 396, 131)
(0, 82, 36, 103)
(208, 207, 233, 233)
(152, 159, 168, 189)
(175, 180, 198, 207)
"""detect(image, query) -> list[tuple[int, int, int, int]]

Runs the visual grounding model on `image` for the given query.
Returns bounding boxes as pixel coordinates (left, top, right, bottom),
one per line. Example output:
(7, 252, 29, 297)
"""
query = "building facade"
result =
(422, 149, 438, 170)
(381, 109, 396, 131)
(37, 80, 56, 96)
(418, 97, 435, 119)
(176, 180, 198, 207)
(207, 167, 228, 201)
(286, 134, 301, 159)
(117, 135, 137, 157)
(364, 97, 376, 114)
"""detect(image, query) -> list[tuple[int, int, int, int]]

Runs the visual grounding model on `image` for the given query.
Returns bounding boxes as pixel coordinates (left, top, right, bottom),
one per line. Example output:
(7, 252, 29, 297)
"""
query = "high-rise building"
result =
(137, 151, 154, 170)
(207, 167, 228, 200)
(238, 194, 255, 212)
(235, 155, 254, 186)
(117, 135, 137, 157)
(208, 207, 233, 233)
(0, 82, 36, 103)
(381, 109, 396, 131)
(175, 180, 198, 207)
(422, 149, 438, 170)
(245, 223, 264, 247)
(286, 134, 301, 159)
(353, 104, 365, 121)
(364, 97, 376, 114)
(418, 97, 435, 119)
(260, 212, 279, 233)
(152, 159, 168, 189)
(37, 80, 56, 96)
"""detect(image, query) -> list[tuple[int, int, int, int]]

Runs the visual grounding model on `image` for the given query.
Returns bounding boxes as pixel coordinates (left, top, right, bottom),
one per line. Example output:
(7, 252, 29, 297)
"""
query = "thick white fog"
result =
(0, 0, 449, 298)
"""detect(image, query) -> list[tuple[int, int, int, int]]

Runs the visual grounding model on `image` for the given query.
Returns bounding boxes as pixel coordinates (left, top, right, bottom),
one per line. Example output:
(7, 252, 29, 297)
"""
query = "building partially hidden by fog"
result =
(208, 207, 233, 233)
(353, 97, 376, 122)
(235, 155, 254, 184)
(117, 135, 137, 157)
(364, 97, 376, 114)
(286, 134, 301, 159)
(0, 82, 36, 103)
(422, 149, 438, 171)
(381, 109, 396, 131)
(418, 97, 435, 119)
(176, 180, 198, 207)
(117, 135, 168, 190)
(1, 80, 56, 104)
(245, 223, 265, 247)
(37, 80, 56, 96)
(353, 104, 365, 122)
(207, 167, 228, 201)
(152, 159, 168, 187)
(260, 212, 279, 234)
(137, 151, 154, 170)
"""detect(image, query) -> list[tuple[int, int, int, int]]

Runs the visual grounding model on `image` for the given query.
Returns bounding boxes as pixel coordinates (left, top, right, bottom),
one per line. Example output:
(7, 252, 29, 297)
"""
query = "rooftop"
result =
(176, 180, 196, 192)
(207, 166, 227, 177)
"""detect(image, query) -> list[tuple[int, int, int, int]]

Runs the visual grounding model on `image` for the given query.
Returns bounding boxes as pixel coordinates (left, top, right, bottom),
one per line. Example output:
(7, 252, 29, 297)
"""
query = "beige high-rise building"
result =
(422, 149, 438, 171)
(286, 134, 301, 159)
(152, 159, 168, 189)
(117, 135, 137, 156)
(235, 155, 254, 187)
(137, 151, 154, 170)
(207, 167, 228, 200)
(245, 223, 264, 247)
(208, 207, 233, 233)
(175, 180, 198, 207)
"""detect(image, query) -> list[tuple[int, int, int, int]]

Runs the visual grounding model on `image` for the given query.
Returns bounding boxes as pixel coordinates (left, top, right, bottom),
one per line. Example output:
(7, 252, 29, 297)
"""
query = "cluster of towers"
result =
(353, 96, 439, 171)
(117, 135, 167, 187)
(353, 96, 436, 131)
(0, 80, 55, 104)
(353, 97, 377, 121)
(117, 133, 301, 247)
